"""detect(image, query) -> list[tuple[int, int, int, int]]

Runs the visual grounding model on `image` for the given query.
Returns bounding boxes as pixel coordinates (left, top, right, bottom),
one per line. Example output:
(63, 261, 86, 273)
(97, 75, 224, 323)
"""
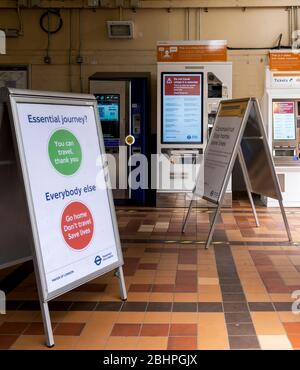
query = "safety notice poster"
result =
(162, 73, 203, 144)
(16, 103, 119, 295)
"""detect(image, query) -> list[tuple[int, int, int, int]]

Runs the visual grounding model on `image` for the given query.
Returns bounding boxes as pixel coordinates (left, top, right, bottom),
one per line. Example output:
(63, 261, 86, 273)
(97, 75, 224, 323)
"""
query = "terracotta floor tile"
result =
(54, 323, 85, 336)
(111, 323, 141, 336)
(24, 322, 57, 336)
(173, 293, 198, 302)
(0, 322, 28, 335)
(167, 336, 197, 350)
(251, 312, 286, 335)
(75, 335, 107, 349)
(197, 333, 229, 350)
(0, 335, 18, 349)
(171, 313, 198, 324)
(149, 293, 174, 302)
(126, 293, 151, 302)
(80, 321, 114, 337)
(105, 336, 139, 350)
(283, 322, 300, 334)
(62, 311, 93, 323)
(117, 312, 145, 323)
(140, 324, 169, 336)
(136, 337, 168, 350)
(287, 334, 300, 349)
(169, 324, 197, 336)
(88, 312, 119, 323)
(278, 312, 300, 322)
(143, 312, 172, 324)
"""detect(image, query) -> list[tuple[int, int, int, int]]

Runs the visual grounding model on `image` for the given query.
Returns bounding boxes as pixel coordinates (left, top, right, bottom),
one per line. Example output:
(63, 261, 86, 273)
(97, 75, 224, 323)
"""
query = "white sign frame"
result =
(182, 98, 292, 249)
(2, 88, 127, 347)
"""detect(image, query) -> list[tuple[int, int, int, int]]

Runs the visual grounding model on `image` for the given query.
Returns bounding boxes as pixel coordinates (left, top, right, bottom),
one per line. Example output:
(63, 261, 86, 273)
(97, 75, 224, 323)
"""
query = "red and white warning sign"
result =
(164, 75, 201, 96)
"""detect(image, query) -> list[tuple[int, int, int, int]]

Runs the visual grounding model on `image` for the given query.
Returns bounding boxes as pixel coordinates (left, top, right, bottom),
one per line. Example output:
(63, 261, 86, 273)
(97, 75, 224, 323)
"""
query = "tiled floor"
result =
(0, 199, 300, 350)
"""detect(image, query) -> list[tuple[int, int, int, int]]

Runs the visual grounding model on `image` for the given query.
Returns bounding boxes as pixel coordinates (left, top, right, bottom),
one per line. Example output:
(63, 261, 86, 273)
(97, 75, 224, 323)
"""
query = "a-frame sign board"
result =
(0, 88, 127, 347)
(182, 98, 292, 249)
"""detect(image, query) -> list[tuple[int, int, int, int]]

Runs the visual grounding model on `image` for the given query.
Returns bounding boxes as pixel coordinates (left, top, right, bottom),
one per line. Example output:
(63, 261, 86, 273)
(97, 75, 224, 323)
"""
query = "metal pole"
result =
(182, 193, 195, 233)
(116, 266, 127, 301)
(205, 203, 222, 250)
(40, 302, 54, 348)
(279, 199, 293, 242)
(238, 148, 260, 227)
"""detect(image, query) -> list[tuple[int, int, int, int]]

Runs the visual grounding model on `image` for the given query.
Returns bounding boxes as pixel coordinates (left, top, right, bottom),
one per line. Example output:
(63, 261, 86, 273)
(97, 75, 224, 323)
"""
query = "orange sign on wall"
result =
(157, 40, 227, 63)
(269, 51, 300, 72)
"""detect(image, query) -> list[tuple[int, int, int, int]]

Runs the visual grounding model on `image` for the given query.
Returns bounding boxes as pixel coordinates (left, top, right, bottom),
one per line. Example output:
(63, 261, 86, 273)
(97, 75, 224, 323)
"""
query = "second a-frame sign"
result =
(182, 98, 292, 248)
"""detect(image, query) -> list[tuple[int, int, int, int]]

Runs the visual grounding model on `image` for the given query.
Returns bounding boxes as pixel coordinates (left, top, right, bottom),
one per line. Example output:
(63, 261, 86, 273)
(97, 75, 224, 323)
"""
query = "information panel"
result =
(201, 100, 248, 203)
(273, 101, 296, 140)
(162, 72, 203, 144)
(14, 102, 121, 297)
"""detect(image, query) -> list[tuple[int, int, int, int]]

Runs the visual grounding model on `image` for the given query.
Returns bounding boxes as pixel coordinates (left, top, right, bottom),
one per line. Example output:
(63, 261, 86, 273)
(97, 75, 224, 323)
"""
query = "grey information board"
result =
(0, 88, 127, 347)
(183, 98, 292, 249)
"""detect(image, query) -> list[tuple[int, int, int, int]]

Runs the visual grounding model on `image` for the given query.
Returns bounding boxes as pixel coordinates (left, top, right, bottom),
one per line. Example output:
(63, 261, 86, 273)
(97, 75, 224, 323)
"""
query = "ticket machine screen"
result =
(161, 72, 203, 144)
(96, 94, 120, 145)
(273, 101, 296, 141)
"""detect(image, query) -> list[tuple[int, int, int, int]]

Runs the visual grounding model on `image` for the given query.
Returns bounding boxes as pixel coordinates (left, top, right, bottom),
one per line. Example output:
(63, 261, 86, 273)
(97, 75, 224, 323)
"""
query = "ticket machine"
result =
(261, 54, 300, 207)
(156, 41, 232, 193)
(89, 72, 154, 206)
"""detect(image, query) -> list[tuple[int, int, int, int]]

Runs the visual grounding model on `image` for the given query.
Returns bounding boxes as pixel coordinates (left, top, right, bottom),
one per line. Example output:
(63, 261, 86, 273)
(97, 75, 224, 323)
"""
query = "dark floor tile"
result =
(248, 302, 275, 312)
(95, 301, 123, 311)
(48, 301, 73, 311)
(69, 301, 97, 311)
(0, 335, 18, 349)
(121, 302, 148, 312)
(229, 335, 260, 350)
(219, 278, 241, 285)
(273, 302, 294, 311)
(54, 323, 85, 336)
(227, 323, 256, 336)
(222, 293, 246, 302)
(225, 312, 252, 324)
(18, 301, 40, 311)
(5, 301, 23, 310)
(0, 322, 28, 335)
(223, 302, 249, 313)
(140, 324, 169, 337)
(111, 324, 141, 336)
(198, 302, 223, 312)
(173, 302, 197, 312)
(221, 284, 244, 293)
(147, 302, 172, 312)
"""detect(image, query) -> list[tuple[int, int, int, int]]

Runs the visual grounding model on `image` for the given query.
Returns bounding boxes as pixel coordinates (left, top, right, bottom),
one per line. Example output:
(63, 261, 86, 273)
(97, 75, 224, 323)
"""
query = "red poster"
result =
(164, 76, 200, 96)
(273, 102, 294, 114)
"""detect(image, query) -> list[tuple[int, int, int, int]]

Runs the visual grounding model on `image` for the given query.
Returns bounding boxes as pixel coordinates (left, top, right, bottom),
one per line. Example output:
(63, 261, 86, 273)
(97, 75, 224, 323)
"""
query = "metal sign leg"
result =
(238, 148, 260, 227)
(182, 194, 195, 233)
(205, 203, 222, 250)
(40, 302, 54, 348)
(116, 266, 127, 301)
(279, 199, 293, 242)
